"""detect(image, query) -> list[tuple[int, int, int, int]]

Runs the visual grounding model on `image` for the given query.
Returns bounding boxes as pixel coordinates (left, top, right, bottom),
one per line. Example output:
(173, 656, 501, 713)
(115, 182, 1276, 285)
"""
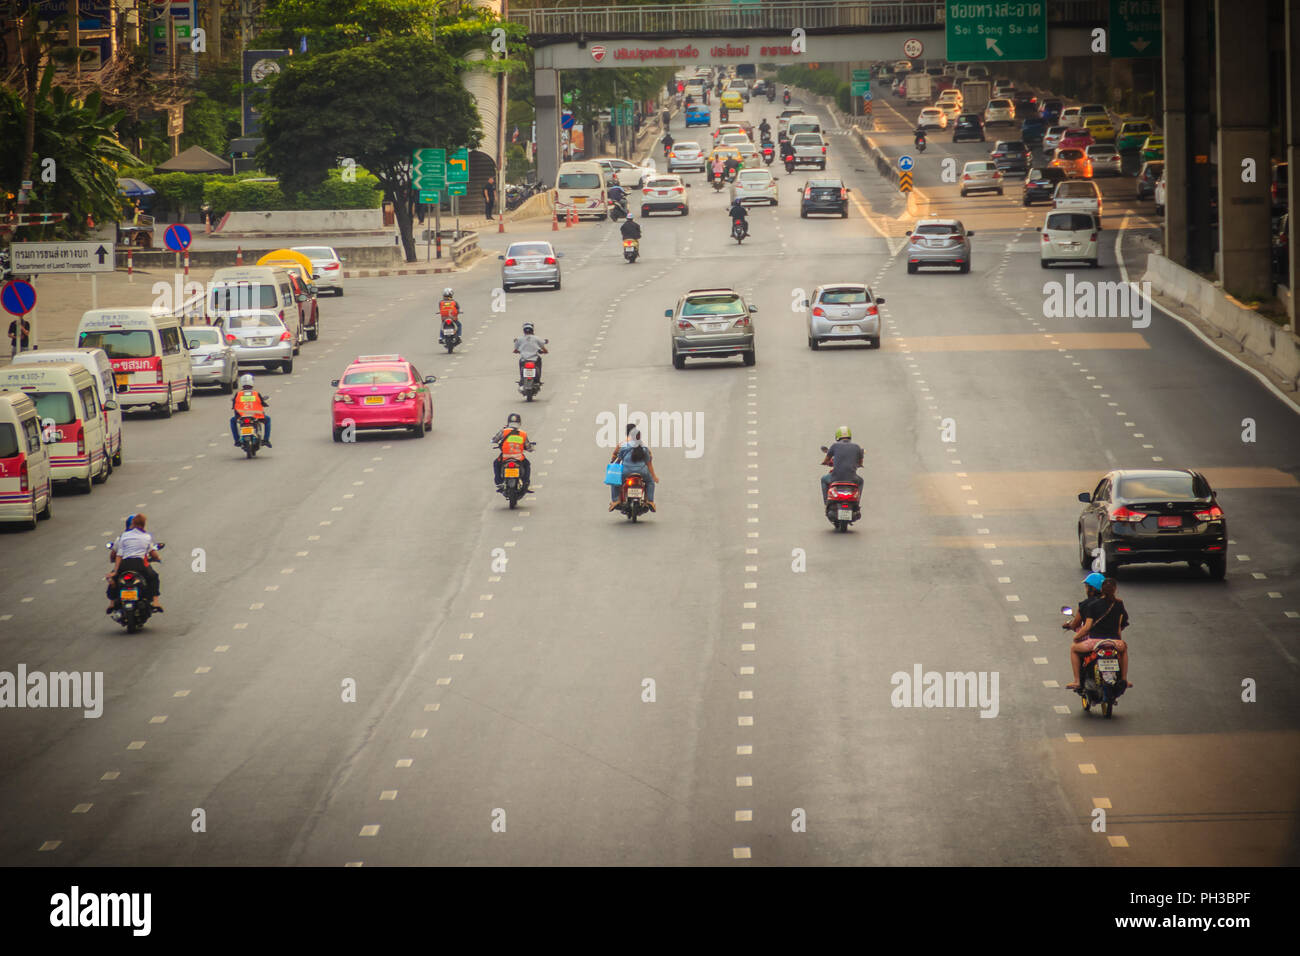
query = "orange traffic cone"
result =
(551, 208, 559, 231)
(235, 245, 244, 265)
(498, 213, 504, 234)
(565, 207, 573, 228)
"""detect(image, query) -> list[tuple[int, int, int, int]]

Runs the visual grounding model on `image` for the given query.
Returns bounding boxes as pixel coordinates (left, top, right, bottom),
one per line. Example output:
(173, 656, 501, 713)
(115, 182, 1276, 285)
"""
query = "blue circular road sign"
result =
(1, 279, 37, 316)
(898, 155, 915, 171)
(863, 90, 873, 101)
(561, 111, 575, 131)
(164, 223, 193, 252)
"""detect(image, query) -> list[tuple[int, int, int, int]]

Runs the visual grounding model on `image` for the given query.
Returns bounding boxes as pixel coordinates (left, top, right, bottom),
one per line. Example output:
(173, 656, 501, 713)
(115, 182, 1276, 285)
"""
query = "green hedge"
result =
(776, 65, 853, 115)
(202, 169, 383, 213)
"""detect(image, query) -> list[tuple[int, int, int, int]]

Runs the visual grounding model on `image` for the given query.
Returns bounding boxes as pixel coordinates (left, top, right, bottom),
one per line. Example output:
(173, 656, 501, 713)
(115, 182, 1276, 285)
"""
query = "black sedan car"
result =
(952, 112, 985, 143)
(1077, 469, 1228, 578)
(1022, 166, 1067, 205)
(1136, 160, 1164, 200)
(990, 140, 1031, 175)
(800, 178, 850, 218)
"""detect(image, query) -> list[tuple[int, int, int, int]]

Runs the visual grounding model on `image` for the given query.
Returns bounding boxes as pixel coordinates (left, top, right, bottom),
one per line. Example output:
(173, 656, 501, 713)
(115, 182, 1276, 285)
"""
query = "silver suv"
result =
(905, 219, 975, 274)
(667, 288, 757, 369)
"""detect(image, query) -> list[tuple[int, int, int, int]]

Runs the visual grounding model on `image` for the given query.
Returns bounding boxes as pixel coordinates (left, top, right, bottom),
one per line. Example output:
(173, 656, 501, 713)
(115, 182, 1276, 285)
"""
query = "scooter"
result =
(821, 447, 863, 532)
(761, 142, 775, 165)
(731, 218, 747, 244)
(494, 441, 535, 510)
(662, 137, 674, 157)
(915, 132, 927, 153)
(616, 473, 651, 522)
(783, 90, 791, 106)
(623, 237, 639, 263)
(107, 542, 165, 633)
(767, 87, 776, 103)
(519, 359, 542, 401)
(236, 416, 265, 458)
(711, 174, 726, 192)
(439, 316, 462, 353)
(610, 197, 629, 221)
(1062, 605, 1126, 717)
(784, 156, 796, 174)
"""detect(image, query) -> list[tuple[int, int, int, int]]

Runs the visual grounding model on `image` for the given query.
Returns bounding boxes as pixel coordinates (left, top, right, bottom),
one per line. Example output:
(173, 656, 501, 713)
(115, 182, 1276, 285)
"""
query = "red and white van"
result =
(76, 308, 192, 416)
(0, 362, 109, 493)
(0, 392, 54, 529)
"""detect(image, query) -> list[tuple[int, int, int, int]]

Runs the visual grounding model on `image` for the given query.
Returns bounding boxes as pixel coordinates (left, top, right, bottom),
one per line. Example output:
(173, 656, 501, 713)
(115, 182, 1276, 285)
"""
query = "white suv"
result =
(984, 98, 1015, 126)
(960, 160, 1004, 196)
(1040, 211, 1099, 269)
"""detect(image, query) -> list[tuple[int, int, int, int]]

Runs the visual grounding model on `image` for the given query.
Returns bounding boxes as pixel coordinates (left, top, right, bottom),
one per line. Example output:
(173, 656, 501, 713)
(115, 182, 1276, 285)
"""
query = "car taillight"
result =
(544, 256, 557, 265)
(865, 304, 878, 316)
(156, 367, 164, 384)
(811, 306, 825, 316)
(334, 392, 353, 403)
(735, 315, 750, 327)
(821, 145, 826, 153)
(962, 173, 970, 180)
(993, 171, 1002, 178)
(18, 458, 28, 492)
(325, 263, 339, 270)
(1110, 506, 1148, 523)
(76, 429, 84, 455)
(668, 151, 676, 158)
(280, 331, 292, 342)
(840, 187, 846, 199)
(677, 320, 692, 330)
(504, 258, 517, 266)
(1194, 505, 1225, 521)
(804, 187, 812, 198)
(226, 334, 236, 344)
(395, 390, 413, 401)
(1089, 233, 1098, 241)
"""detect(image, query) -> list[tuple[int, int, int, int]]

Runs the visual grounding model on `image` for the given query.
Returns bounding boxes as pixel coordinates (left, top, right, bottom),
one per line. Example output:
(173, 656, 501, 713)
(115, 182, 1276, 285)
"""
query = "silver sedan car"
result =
(217, 310, 294, 373)
(183, 324, 238, 392)
(500, 241, 563, 291)
(905, 219, 975, 273)
(805, 284, 883, 349)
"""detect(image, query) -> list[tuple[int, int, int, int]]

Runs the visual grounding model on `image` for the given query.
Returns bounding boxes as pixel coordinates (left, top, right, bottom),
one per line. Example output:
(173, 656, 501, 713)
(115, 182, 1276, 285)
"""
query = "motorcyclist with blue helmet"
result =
(1065, 572, 1131, 690)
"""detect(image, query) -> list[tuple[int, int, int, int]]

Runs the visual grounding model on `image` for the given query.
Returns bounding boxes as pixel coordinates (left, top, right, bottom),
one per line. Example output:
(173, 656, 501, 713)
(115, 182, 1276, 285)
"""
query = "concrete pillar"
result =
(1186, 0, 1215, 274)
(1216, 0, 1272, 299)
(1286, 0, 1300, 329)
(535, 68, 561, 188)
(1161, 0, 1188, 265)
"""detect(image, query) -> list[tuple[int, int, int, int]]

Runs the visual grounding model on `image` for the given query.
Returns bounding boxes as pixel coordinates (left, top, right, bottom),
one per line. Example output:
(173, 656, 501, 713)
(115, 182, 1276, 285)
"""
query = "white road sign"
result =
(10, 241, 116, 275)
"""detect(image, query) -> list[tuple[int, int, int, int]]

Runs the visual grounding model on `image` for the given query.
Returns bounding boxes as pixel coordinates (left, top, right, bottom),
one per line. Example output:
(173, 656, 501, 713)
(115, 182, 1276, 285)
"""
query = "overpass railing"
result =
(509, 1, 1105, 38)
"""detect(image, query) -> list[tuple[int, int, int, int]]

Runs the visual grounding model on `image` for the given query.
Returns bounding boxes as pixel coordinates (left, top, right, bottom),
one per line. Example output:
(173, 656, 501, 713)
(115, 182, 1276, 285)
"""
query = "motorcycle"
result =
(1062, 605, 1126, 717)
(783, 90, 791, 106)
(519, 358, 542, 402)
(761, 142, 775, 165)
(609, 197, 629, 221)
(439, 314, 462, 353)
(915, 132, 927, 153)
(495, 441, 535, 510)
(236, 415, 265, 458)
(616, 473, 651, 522)
(766, 87, 776, 103)
(731, 218, 747, 245)
(107, 542, 165, 633)
(784, 156, 796, 174)
(821, 446, 863, 532)
(662, 137, 674, 158)
(711, 173, 726, 192)
(623, 238, 639, 263)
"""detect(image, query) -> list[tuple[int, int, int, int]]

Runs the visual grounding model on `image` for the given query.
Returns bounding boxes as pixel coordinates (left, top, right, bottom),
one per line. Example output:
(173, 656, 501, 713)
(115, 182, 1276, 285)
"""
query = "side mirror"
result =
(424, 375, 437, 384)
(905, 229, 912, 236)
(498, 255, 505, 260)
(330, 379, 340, 388)
(1077, 492, 1091, 503)
(296, 293, 308, 302)
(802, 299, 810, 308)
(749, 306, 758, 313)
(845, 187, 851, 193)
(664, 309, 674, 317)
(556, 252, 565, 258)
(187, 340, 200, 349)
(875, 297, 885, 305)
(966, 230, 975, 236)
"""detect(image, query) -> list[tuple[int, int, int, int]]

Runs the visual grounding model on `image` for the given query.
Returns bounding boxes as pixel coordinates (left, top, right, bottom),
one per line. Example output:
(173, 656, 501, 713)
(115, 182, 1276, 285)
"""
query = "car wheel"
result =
(808, 337, 819, 350)
(1023, 199, 1031, 206)
(177, 381, 192, 411)
(503, 284, 513, 292)
(742, 347, 756, 367)
(554, 277, 561, 290)
(672, 350, 686, 370)
(960, 189, 967, 197)
(282, 358, 294, 374)
(682, 207, 689, 216)
(332, 426, 343, 443)
(997, 189, 1004, 196)
(959, 262, 971, 274)
(1040, 258, 1050, 268)
(37, 490, 52, 520)
(1090, 259, 1099, 268)
(93, 457, 108, 484)
(220, 371, 234, 394)
(869, 337, 880, 349)
(411, 421, 425, 439)
(157, 395, 173, 418)
(1078, 527, 1092, 569)
(907, 262, 917, 274)
(800, 208, 808, 218)
(1206, 554, 1227, 580)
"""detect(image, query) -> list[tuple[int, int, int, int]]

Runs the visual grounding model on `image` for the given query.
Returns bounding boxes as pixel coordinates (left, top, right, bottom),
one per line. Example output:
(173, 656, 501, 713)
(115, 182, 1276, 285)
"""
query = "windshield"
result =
(185, 328, 222, 346)
(916, 223, 959, 235)
(1057, 182, 1097, 195)
(507, 243, 552, 257)
(212, 284, 277, 311)
(557, 173, 600, 190)
(26, 391, 76, 425)
(683, 295, 744, 316)
(1046, 213, 1096, 231)
(793, 134, 822, 145)
(78, 329, 155, 359)
(820, 289, 867, 304)
(1118, 475, 1199, 500)
(646, 179, 679, 189)
(739, 171, 770, 181)
(342, 368, 409, 386)
(294, 247, 333, 258)
(225, 314, 282, 329)
(1057, 149, 1084, 160)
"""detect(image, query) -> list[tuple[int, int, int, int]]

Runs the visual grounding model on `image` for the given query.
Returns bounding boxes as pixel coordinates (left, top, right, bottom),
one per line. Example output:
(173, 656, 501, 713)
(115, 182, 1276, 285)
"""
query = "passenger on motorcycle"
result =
(619, 213, 642, 242)
(513, 323, 548, 385)
(820, 426, 864, 504)
(607, 183, 629, 219)
(758, 118, 772, 141)
(710, 156, 726, 185)
(779, 138, 796, 163)
(230, 373, 271, 448)
(1066, 574, 1131, 689)
(492, 412, 534, 491)
(106, 512, 163, 612)
(727, 198, 750, 238)
(609, 425, 659, 512)
(438, 287, 463, 338)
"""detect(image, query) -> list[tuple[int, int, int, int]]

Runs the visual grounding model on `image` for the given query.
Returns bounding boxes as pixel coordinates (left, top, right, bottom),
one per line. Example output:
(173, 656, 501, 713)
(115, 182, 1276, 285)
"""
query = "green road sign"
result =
(418, 190, 441, 204)
(1108, 0, 1161, 58)
(851, 80, 871, 96)
(449, 183, 467, 197)
(413, 147, 446, 193)
(852, 69, 872, 82)
(945, 0, 1047, 62)
(447, 148, 469, 185)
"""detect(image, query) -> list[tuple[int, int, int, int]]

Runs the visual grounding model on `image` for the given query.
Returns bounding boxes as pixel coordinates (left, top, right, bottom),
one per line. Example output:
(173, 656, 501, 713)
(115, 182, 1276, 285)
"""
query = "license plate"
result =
(363, 395, 384, 405)
(523, 368, 536, 378)
(504, 464, 520, 477)
(1157, 515, 1182, 528)
(239, 425, 254, 435)
(627, 487, 644, 498)
(837, 508, 853, 520)
(833, 325, 858, 333)
(121, 589, 138, 601)
(704, 322, 728, 332)
(251, 337, 270, 346)
(571, 196, 587, 203)
(1098, 659, 1120, 672)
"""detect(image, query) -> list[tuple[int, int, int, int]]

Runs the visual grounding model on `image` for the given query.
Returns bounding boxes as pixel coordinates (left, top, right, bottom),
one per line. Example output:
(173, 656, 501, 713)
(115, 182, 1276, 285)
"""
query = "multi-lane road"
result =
(2, 93, 1297, 867)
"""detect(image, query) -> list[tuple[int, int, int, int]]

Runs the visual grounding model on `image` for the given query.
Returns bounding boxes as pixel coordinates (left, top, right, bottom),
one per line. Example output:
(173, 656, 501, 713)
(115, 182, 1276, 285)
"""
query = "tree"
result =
(258, 35, 481, 261)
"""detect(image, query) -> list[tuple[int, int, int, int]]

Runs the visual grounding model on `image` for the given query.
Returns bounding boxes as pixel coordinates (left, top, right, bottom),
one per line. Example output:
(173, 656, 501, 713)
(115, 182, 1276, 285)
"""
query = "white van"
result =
(208, 266, 301, 344)
(11, 347, 123, 468)
(786, 117, 823, 138)
(77, 308, 193, 417)
(554, 161, 608, 220)
(0, 362, 108, 493)
(0, 391, 53, 528)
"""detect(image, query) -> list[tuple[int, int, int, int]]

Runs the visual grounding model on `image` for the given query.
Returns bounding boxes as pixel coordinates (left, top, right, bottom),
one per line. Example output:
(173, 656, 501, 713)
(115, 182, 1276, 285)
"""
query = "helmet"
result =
(442, 288, 454, 298)
(1083, 572, 1106, 590)
(834, 426, 852, 440)
(238, 374, 255, 390)
(522, 323, 534, 334)
(506, 413, 521, 426)
(124, 514, 135, 532)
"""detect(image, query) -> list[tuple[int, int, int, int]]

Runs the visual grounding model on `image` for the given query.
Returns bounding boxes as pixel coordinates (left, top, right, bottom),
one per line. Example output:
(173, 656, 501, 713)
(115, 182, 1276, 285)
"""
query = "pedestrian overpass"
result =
(509, 0, 1107, 184)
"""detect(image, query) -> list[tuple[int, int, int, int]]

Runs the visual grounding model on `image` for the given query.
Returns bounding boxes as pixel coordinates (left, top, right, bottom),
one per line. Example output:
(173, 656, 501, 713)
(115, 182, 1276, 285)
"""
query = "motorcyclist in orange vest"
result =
(491, 412, 534, 491)
(230, 374, 272, 447)
(438, 288, 463, 339)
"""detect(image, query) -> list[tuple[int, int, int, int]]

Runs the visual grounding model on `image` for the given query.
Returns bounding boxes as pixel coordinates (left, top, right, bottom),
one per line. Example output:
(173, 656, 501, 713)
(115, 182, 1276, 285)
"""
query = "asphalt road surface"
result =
(2, 93, 1297, 867)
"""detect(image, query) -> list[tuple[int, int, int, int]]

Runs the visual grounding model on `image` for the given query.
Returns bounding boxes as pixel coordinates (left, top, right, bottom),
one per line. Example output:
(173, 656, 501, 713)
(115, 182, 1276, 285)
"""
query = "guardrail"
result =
(508, 1, 1105, 37)
(452, 231, 480, 266)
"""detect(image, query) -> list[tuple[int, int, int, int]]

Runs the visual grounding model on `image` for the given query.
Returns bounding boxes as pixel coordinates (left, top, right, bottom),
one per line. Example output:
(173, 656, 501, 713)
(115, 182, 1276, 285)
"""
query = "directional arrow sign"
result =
(10, 241, 116, 274)
(447, 148, 469, 185)
(898, 171, 913, 194)
(1108, 0, 1161, 59)
(945, 0, 1046, 62)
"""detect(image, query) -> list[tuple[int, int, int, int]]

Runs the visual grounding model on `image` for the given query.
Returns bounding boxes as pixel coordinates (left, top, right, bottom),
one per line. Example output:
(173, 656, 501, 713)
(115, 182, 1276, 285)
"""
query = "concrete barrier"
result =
(506, 191, 554, 222)
(1144, 253, 1299, 389)
(452, 231, 480, 266)
(218, 209, 386, 236)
